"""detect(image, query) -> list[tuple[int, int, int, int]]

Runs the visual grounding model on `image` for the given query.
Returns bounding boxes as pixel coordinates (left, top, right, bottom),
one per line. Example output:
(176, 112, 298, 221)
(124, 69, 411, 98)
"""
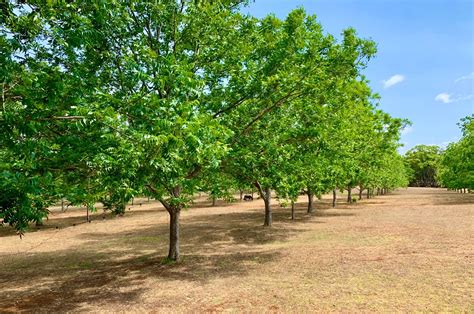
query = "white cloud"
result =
(455, 72, 474, 83)
(435, 93, 452, 103)
(400, 125, 413, 135)
(435, 93, 473, 104)
(383, 74, 405, 89)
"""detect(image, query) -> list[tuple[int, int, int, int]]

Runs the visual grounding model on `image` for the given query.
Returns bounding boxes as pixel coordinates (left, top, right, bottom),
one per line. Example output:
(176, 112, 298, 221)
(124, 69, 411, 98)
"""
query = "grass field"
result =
(0, 187, 473, 312)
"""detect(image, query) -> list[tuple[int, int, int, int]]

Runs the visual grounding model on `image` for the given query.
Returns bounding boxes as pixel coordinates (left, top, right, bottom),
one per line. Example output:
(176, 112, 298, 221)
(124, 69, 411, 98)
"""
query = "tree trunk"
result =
(239, 190, 243, 201)
(347, 186, 352, 203)
(359, 186, 363, 200)
(86, 206, 89, 222)
(168, 208, 180, 261)
(377, 188, 380, 195)
(291, 200, 295, 220)
(332, 189, 337, 208)
(367, 188, 370, 199)
(307, 191, 314, 214)
(212, 195, 216, 206)
(254, 182, 272, 226)
(263, 188, 272, 226)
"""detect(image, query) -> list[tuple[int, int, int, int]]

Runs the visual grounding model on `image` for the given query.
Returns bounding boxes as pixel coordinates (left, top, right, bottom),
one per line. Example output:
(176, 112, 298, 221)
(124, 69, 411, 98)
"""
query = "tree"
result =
(404, 145, 441, 187)
(1, 1, 250, 260)
(0, 2, 409, 263)
(438, 115, 474, 191)
(223, 11, 377, 225)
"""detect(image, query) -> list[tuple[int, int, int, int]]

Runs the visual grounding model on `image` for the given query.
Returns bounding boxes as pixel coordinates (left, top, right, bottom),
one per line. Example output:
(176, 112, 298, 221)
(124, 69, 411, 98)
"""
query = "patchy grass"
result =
(0, 188, 473, 312)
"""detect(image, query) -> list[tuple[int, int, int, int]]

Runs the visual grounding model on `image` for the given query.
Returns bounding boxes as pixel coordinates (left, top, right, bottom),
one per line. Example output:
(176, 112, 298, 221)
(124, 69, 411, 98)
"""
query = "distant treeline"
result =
(404, 116, 473, 191)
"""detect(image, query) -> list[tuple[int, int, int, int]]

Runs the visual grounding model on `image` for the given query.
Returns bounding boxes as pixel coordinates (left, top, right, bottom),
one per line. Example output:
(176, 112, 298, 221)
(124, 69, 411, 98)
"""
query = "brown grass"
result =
(0, 187, 473, 312)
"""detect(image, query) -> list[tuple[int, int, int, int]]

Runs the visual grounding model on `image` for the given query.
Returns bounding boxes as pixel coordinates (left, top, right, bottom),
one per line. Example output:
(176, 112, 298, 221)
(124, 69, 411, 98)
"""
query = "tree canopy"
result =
(438, 115, 473, 191)
(1, 1, 410, 261)
(404, 145, 442, 187)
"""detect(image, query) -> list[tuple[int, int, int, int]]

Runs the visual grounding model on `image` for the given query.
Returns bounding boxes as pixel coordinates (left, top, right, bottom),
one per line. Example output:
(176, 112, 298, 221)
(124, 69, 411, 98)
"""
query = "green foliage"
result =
(0, 2, 411, 259)
(404, 145, 442, 187)
(438, 115, 474, 190)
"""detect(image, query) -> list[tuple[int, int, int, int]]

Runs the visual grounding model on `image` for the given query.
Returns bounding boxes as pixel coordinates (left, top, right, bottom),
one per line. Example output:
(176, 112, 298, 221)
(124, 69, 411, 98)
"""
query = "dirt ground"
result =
(0, 187, 473, 312)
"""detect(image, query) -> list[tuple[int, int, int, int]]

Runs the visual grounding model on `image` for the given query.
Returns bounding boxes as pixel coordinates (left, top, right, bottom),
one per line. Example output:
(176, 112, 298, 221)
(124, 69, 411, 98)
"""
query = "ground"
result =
(0, 187, 473, 312)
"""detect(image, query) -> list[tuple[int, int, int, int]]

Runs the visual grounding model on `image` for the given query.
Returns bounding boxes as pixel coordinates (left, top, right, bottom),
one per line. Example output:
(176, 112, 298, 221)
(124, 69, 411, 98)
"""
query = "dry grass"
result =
(0, 188, 473, 312)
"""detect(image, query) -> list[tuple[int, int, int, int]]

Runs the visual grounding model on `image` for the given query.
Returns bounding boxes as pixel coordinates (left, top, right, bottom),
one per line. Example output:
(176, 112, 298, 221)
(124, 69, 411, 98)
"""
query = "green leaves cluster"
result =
(404, 145, 442, 187)
(1, 1, 410, 259)
(438, 115, 473, 190)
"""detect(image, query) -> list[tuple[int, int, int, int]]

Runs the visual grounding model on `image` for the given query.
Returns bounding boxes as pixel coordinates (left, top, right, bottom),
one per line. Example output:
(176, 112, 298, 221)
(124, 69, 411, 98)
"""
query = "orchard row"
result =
(1, 2, 410, 260)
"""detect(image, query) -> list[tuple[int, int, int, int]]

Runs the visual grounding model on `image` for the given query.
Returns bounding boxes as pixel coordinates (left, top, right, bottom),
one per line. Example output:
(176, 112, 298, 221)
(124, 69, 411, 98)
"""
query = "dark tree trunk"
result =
(291, 200, 295, 220)
(168, 208, 180, 261)
(359, 186, 363, 200)
(307, 191, 314, 214)
(332, 189, 337, 208)
(151, 185, 183, 262)
(377, 188, 380, 196)
(263, 188, 272, 226)
(254, 182, 272, 226)
(212, 195, 216, 206)
(239, 190, 243, 201)
(367, 188, 370, 199)
(347, 186, 352, 203)
(86, 206, 89, 222)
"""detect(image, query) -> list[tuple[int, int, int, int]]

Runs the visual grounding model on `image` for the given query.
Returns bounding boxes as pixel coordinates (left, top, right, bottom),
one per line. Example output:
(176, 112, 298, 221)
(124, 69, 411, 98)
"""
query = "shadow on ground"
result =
(0, 200, 347, 312)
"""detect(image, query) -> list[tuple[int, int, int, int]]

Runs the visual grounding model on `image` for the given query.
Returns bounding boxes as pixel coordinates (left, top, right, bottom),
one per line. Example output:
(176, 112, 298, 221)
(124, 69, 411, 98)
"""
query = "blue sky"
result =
(245, 0, 474, 153)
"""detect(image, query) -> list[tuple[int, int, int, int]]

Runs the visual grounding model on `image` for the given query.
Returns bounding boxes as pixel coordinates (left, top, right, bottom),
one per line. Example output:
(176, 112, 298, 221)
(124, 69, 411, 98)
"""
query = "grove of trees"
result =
(438, 116, 473, 192)
(403, 115, 473, 192)
(1, 1, 411, 261)
(404, 145, 442, 187)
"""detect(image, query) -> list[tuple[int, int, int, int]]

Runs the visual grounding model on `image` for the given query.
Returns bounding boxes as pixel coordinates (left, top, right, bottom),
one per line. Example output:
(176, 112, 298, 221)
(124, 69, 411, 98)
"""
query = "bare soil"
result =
(0, 187, 473, 312)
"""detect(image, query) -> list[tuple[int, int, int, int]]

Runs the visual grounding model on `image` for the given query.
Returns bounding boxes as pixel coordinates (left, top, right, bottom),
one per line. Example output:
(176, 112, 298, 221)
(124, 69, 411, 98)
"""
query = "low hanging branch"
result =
(51, 116, 85, 120)
(38, 116, 86, 121)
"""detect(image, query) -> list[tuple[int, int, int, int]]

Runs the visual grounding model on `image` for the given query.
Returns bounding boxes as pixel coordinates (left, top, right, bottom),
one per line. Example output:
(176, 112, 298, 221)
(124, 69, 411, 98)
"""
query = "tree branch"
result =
(212, 95, 249, 118)
(240, 91, 302, 135)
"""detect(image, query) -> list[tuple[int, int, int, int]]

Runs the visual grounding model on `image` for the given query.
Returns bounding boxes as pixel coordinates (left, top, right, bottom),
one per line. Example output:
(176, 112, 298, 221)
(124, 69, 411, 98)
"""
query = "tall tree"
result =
(404, 145, 441, 187)
(438, 115, 474, 191)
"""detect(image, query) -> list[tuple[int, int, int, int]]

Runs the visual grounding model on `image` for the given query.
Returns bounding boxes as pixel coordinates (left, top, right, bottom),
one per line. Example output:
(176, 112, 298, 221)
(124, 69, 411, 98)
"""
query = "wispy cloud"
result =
(435, 93, 452, 103)
(383, 74, 405, 89)
(435, 93, 473, 104)
(455, 72, 474, 83)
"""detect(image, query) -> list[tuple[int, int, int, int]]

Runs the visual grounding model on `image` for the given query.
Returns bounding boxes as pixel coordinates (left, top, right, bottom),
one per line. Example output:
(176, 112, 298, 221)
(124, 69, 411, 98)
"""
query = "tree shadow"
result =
(0, 196, 359, 311)
(0, 204, 314, 311)
(431, 193, 474, 205)
(0, 248, 279, 312)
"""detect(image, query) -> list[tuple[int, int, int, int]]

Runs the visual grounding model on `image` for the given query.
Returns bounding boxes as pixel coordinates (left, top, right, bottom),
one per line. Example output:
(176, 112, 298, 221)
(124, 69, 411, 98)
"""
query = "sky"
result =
(245, 0, 474, 153)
